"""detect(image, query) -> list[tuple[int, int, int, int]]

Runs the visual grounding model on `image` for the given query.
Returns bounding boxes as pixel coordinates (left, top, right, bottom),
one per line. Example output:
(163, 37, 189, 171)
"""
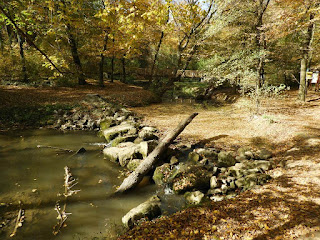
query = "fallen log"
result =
(116, 112, 198, 193)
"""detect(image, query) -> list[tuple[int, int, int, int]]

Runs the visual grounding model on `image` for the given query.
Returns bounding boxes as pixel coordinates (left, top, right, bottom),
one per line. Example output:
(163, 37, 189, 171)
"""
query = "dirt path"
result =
(122, 91, 320, 239)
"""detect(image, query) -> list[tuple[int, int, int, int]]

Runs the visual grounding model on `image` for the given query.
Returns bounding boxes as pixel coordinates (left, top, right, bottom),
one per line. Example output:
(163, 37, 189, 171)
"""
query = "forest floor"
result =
(124, 90, 320, 239)
(1, 81, 320, 239)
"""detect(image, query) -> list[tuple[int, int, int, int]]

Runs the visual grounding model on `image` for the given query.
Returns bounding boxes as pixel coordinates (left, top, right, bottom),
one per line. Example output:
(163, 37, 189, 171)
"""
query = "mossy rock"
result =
(100, 117, 115, 131)
(127, 159, 142, 171)
(111, 135, 138, 147)
(153, 163, 171, 185)
(217, 151, 236, 168)
(172, 165, 211, 194)
(102, 124, 137, 142)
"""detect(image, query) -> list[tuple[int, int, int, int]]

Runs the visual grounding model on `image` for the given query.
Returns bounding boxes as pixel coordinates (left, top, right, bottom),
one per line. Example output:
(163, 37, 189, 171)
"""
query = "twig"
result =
(52, 166, 80, 235)
(10, 202, 25, 238)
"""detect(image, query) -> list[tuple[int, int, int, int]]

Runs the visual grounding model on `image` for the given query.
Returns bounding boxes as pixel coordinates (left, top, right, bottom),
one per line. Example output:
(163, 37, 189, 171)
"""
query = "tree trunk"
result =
(116, 112, 199, 193)
(299, 57, 307, 102)
(65, 23, 86, 85)
(149, 31, 165, 83)
(110, 37, 115, 83)
(121, 55, 126, 83)
(298, 13, 315, 101)
(0, 26, 4, 53)
(111, 56, 114, 83)
(17, 34, 28, 83)
(6, 24, 13, 50)
(99, 33, 108, 87)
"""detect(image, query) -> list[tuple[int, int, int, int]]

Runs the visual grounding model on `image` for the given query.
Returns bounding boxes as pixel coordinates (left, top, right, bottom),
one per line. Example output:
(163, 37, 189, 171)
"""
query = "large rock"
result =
(138, 127, 158, 141)
(139, 140, 158, 157)
(210, 176, 220, 189)
(103, 141, 157, 167)
(100, 117, 116, 131)
(103, 142, 141, 167)
(188, 152, 200, 163)
(172, 165, 211, 194)
(152, 163, 172, 185)
(102, 124, 137, 142)
(184, 191, 205, 205)
(122, 195, 161, 229)
(217, 151, 236, 168)
(255, 149, 272, 160)
(194, 148, 218, 160)
(111, 135, 138, 147)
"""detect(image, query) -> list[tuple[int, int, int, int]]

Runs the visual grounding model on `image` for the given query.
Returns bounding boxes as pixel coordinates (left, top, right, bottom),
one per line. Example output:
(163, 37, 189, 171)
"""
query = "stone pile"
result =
(51, 94, 139, 131)
(152, 147, 273, 204)
(50, 94, 274, 228)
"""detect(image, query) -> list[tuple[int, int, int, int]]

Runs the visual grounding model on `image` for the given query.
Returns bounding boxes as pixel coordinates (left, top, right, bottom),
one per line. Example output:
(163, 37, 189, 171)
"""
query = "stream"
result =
(0, 130, 184, 240)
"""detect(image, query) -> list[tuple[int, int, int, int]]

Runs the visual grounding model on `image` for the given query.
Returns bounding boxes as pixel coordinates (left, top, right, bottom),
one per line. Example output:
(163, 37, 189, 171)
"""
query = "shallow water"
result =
(0, 130, 184, 240)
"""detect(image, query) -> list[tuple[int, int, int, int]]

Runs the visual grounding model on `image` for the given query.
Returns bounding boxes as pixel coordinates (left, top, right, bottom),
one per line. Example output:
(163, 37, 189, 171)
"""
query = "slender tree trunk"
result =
(6, 25, 13, 50)
(17, 34, 28, 83)
(121, 55, 126, 83)
(65, 24, 86, 85)
(149, 31, 165, 83)
(298, 13, 315, 101)
(0, 26, 4, 53)
(111, 56, 114, 83)
(116, 113, 199, 193)
(256, 13, 265, 89)
(182, 44, 198, 74)
(99, 32, 108, 87)
(110, 38, 115, 83)
(299, 58, 307, 101)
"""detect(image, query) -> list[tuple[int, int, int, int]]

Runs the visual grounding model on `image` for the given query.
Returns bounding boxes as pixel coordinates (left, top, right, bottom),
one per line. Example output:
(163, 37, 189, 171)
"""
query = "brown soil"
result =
(2, 82, 320, 239)
(0, 80, 156, 108)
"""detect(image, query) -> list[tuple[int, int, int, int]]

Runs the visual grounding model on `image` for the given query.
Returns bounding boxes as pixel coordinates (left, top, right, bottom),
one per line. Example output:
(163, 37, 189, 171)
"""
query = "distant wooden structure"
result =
(131, 68, 204, 79)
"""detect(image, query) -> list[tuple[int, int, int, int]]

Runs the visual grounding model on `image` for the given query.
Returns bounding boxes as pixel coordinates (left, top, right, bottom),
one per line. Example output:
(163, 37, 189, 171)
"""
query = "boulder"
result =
(111, 135, 138, 147)
(188, 152, 200, 163)
(184, 191, 205, 205)
(103, 141, 157, 167)
(138, 127, 158, 141)
(103, 142, 142, 167)
(139, 140, 158, 157)
(153, 163, 172, 185)
(217, 151, 236, 168)
(172, 166, 211, 194)
(255, 148, 272, 160)
(210, 176, 220, 189)
(100, 117, 115, 131)
(102, 124, 137, 142)
(122, 195, 161, 229)
(194, 148, 218, 160)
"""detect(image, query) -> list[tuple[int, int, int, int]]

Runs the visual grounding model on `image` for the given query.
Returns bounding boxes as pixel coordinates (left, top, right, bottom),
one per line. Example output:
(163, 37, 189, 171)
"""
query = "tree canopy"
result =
(0, 0, 319, 99)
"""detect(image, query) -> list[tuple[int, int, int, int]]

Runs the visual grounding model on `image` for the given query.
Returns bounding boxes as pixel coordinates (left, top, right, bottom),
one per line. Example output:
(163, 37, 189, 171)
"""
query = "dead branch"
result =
(10, 203, 25, 238)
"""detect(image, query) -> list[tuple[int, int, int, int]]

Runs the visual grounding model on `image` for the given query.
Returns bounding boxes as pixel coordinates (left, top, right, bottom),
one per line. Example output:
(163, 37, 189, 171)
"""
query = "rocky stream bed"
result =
(46, 94, 275, 232)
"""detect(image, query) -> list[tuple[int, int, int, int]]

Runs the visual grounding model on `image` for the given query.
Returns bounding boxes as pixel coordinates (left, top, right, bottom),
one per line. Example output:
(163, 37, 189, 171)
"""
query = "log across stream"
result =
(0, 130, 185, 239)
